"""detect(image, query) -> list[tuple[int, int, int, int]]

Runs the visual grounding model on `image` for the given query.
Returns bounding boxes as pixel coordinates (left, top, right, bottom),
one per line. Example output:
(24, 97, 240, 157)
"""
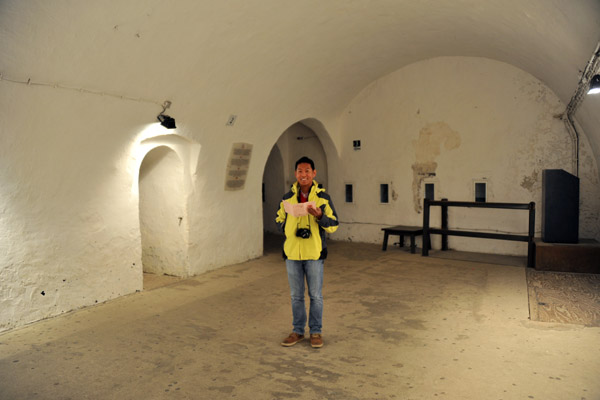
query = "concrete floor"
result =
(1, 239, 599, 400)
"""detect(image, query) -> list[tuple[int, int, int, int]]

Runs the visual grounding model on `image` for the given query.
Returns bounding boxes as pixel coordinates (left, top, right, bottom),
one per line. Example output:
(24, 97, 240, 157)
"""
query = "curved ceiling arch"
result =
(2, 1, 598, 104)
(1, 1, 599, 160)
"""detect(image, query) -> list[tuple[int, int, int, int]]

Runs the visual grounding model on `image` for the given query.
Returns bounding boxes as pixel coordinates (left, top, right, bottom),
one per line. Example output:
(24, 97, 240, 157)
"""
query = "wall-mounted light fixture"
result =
(588, 75, 600, 94)
(157, 100, 176, 129)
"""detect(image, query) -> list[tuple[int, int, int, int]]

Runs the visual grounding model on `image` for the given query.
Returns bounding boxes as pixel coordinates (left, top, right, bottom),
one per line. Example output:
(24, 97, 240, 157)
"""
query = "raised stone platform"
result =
(535, 238, 600, 273)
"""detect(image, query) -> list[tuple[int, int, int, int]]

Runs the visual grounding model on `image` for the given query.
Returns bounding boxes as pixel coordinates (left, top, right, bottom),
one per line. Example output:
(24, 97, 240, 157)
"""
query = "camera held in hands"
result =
(296, 228, 311, 239)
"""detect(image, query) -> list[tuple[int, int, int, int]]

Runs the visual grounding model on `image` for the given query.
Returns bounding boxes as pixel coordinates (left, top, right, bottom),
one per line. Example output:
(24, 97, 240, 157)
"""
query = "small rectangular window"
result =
(345, 184, 353, 203)
(425, 183, 435, 201)
(380, 184, 389, 203)
(475, 182, 486, 202)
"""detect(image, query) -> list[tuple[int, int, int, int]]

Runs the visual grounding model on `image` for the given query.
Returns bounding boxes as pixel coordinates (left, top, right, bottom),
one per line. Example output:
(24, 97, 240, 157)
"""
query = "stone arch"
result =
(262, 119, 336, 252)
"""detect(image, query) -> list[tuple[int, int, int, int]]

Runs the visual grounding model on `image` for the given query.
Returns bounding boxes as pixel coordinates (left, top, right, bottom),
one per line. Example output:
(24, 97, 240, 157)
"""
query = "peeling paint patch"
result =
(520, 170, 538, 192)
(411, 122, 461, 212)
(411, 162, 438, 213)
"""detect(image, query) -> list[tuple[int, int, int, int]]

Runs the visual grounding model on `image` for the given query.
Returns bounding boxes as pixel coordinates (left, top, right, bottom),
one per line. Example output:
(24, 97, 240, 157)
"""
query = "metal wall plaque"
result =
(225, 142, 253, 191)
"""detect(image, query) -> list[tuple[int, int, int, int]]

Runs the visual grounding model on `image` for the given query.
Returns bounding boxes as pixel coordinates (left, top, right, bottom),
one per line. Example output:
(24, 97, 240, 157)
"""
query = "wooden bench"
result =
(381, 225, 423, 254)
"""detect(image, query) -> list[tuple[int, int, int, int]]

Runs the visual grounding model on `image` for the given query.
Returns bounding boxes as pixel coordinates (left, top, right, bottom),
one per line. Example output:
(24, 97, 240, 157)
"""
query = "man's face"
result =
(295, 163, 317, 188)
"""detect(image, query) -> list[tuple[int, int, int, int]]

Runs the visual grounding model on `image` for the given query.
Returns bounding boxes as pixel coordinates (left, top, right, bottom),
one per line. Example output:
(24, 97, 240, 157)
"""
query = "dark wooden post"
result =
(527, 202, 536, 268)
(441, 198, 448, 251)
(422, 198, 430, 256)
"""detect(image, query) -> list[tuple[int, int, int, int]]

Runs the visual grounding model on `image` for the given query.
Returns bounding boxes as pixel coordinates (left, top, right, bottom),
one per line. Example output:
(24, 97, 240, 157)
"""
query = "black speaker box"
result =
(541, 169, 579, 243)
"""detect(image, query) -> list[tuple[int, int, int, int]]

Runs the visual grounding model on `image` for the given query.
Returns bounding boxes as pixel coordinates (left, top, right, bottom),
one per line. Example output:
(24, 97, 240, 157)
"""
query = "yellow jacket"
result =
(276, 181, 339, 260)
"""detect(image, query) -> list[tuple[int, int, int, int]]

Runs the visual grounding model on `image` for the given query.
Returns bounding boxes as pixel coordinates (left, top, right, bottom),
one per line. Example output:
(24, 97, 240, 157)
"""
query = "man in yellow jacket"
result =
(276, 156, 339, 348)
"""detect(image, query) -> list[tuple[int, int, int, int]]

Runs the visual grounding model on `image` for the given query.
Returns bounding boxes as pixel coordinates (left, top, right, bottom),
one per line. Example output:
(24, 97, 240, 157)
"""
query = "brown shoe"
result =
(310, 333, 323, 348)
(281, 332, 304, 347)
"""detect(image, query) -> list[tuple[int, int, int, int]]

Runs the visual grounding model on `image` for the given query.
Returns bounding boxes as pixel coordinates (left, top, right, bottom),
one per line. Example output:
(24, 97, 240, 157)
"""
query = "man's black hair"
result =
(295, 156, 315, 170)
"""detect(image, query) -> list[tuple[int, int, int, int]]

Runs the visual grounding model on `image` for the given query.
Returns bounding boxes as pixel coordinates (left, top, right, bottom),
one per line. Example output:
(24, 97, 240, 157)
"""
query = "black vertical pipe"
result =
(441, 198, 448, 251)
(527, 202, 536, 268)
(422, 198, 430, 256)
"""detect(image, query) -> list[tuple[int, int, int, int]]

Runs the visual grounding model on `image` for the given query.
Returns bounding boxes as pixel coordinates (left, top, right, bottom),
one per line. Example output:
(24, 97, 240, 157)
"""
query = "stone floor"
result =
(1, 239, 599, 400)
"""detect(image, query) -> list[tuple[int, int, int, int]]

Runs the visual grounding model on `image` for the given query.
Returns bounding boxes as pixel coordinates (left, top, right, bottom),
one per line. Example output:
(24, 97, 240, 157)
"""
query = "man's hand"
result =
(307, 204, 323, 219)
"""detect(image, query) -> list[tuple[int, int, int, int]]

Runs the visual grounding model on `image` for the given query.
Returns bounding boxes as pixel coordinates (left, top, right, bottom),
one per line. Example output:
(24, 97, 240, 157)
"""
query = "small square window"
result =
(345, 184, 353, 203)
(425, 183, 435, 201)
(380, 184, 389, 203)
(475, 182, 486, 202)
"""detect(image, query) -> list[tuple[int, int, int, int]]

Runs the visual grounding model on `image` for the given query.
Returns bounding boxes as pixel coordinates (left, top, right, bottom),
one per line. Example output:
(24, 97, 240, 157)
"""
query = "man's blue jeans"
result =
(285, 259, 324, 335)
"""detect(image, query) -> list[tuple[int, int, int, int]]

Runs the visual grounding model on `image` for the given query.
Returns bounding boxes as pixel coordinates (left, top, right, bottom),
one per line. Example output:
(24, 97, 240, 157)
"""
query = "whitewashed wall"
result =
(1, 56, 599, 334)
(333, 57, 600, 254)
(0, 86, 145, 332)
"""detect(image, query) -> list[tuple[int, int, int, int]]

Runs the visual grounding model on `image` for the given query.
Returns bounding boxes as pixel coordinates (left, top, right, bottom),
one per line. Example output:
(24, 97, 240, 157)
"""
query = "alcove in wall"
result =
(138, 146, 190, 281)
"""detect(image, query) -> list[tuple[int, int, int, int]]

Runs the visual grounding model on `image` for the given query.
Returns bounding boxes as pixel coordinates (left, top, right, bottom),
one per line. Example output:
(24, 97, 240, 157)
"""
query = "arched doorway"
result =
(262, 144, 285, 234)
(138, 146, 189, 279)
(262, 122, 329, 253)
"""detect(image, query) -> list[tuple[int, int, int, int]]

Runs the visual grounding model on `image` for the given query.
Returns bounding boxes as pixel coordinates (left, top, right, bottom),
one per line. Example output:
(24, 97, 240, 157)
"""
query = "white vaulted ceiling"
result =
(1, 0, 600, 159)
